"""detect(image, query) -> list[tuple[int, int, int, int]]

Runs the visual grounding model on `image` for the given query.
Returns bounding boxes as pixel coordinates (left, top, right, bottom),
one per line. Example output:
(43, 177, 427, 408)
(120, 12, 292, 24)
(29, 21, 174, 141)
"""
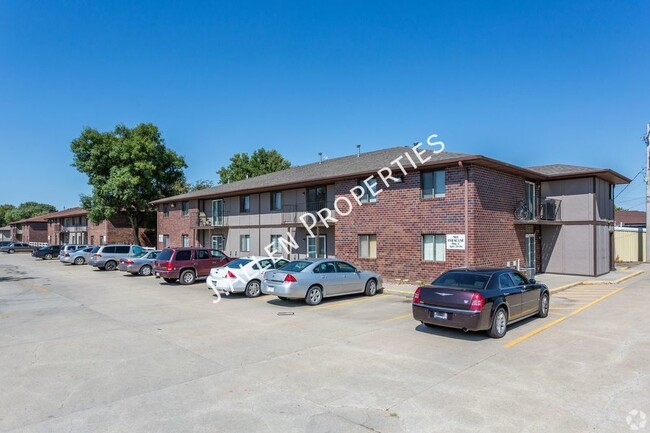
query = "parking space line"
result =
(504, 287, 624, 349)
(310, 295, 383, 311)
(381, 312, 412, 323)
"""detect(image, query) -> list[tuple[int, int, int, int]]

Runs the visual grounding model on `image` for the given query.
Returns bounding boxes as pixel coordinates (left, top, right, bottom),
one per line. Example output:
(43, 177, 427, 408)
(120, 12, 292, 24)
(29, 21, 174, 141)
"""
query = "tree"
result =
(71, 123, 187, 245)
(217, 148, 291, 184)
(0, 204, 17, 226)
(185, 178, 215, 192)
(4, 202, 56, 224)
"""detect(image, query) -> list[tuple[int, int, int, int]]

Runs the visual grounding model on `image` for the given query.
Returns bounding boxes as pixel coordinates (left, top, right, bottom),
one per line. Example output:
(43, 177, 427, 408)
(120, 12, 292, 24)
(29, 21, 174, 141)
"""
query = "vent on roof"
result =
(319, 152, 323, 164)
(356, 144, 361, 157)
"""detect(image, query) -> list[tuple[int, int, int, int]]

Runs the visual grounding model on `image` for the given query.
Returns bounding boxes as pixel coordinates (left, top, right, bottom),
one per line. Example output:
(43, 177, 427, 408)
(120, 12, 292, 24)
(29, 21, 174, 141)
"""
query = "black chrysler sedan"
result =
(412, 268, 550, 338)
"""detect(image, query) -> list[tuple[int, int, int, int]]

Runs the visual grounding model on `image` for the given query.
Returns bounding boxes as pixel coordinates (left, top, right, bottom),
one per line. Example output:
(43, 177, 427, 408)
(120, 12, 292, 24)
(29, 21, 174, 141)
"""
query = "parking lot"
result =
(1, 254, 648, 433)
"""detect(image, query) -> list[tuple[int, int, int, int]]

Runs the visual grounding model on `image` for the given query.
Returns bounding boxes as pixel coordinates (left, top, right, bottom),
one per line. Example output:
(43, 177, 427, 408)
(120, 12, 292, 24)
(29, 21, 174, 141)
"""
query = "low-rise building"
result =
(152, 146, 629, 279)
(8, 213, 53, 244)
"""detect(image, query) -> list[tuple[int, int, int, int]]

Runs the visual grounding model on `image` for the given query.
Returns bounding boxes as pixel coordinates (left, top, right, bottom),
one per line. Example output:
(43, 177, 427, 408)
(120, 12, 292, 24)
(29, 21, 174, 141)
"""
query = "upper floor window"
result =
(181, 201, 189, 216)
(162, 204, 169, 217)
(358, 179, 378, 203)
(307, 186, 327, 211)
(525, 181, 536, 219)
(240, 195, 250, 213)
(421, 170, 446, 198)
(270, 191, 282, 211)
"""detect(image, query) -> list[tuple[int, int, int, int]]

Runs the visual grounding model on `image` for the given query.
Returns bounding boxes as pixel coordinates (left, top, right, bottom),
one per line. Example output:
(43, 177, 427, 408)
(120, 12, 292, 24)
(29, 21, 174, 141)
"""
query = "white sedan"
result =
(206, 256, 290, 298)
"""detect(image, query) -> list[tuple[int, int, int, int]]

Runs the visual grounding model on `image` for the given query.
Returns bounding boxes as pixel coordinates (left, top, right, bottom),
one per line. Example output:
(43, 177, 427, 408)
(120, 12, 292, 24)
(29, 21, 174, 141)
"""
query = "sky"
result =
(0, 0, 648, 211)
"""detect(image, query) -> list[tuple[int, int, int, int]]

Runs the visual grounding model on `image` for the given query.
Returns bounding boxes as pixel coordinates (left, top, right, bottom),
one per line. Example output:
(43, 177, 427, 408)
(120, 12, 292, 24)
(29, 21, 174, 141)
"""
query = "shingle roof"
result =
(8, 207, 87, 225)
(615, 210, 646, 225)
(527, 164, 630, 184)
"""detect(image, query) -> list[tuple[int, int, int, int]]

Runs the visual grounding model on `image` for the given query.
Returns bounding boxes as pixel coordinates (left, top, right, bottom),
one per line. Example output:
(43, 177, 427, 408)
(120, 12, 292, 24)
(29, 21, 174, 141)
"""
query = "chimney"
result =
(319, 152, 323, 164)
(356, 144, 361, 157)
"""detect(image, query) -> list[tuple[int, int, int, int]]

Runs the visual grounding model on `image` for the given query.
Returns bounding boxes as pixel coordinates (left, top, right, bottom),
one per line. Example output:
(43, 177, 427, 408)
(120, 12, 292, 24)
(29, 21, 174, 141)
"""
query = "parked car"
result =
(0, 242, 35, 254)
(412, 268, 550, 338)
(261, 258, 382, 305)
(60, 246, 98, 265)
(117, 250, 161, 276)
(89, 244, 146, 271)
(32, 245, 62, 260)
(0, 241, 11, 248)
(58, 244, 90, 258)
(206, 256, 290, 297)
(153, 248, 233, 285)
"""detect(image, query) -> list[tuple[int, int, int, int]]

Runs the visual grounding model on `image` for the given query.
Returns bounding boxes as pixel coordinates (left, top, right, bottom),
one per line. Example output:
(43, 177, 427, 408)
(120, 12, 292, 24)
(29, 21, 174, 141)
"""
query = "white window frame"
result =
(307, 235, 327, 258)
(358, 234, 377, 258)
(358, 179, 378, 203)
(240, 234, 250, 252)
(423, 234, 446, 262)
(181, 234, 190, 247)
(421, 170, 446, 199)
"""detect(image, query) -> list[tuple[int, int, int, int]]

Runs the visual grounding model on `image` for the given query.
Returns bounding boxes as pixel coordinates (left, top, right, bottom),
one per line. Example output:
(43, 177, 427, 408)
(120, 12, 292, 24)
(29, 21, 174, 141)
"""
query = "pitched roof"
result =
(527, 164, 630, 184)
(10, 211, 60, 225)
(45, 207, 87, 219)
(615, 210, 646, 225)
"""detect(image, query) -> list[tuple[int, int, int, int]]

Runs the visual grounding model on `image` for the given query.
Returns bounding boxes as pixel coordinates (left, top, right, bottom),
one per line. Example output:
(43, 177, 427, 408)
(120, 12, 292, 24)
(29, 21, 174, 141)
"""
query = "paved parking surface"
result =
(0, 254, 648, 432)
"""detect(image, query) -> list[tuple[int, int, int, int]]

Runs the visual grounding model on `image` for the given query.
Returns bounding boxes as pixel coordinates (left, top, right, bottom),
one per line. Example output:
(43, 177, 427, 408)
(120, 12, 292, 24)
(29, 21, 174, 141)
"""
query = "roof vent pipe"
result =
(356, 144, 361, 157)
(319, 152, 323, 164)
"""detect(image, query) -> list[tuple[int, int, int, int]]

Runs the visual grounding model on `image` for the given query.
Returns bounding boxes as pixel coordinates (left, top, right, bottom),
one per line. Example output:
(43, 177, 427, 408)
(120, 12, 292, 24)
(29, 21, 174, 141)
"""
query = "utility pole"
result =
(645, 123, 650, 262)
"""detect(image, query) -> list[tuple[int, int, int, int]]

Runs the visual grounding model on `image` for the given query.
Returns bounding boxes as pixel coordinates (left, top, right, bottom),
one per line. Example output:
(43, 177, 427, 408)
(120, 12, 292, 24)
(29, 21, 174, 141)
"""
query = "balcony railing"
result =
(190, 210, 229, 229)
(60, 225, 87, 233)
(282, 201, 335, 224)
(514, 198, 560, 222)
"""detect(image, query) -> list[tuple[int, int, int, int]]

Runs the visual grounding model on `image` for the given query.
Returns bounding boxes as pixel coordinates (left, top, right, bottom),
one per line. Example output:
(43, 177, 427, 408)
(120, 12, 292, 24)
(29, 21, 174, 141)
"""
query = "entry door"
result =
(525, 234, 535, 271)
(211, 235, 224, 251)
(307, 235, 326, 258)
(212, 200, 224, 226)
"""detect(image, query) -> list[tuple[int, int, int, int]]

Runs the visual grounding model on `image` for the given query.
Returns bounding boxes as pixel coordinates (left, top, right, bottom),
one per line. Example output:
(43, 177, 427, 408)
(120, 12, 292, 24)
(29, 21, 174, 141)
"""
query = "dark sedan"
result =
(412, 268, 549, 338)
(32, 245, 62, 260)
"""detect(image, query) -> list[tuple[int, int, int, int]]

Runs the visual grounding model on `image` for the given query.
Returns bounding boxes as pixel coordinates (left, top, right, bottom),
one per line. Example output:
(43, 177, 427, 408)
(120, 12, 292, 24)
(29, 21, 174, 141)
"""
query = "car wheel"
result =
(538, 292, 550, 318)
(44, 253, 52, 260)
(278, 296, 289, 301)
(305, 286, 323, 305)
(163, 278, 177, 283)
(180, 270, 196, 285)
(139, 265, 152, 276)
(73, 257, 85, 265)
(104, 261, 117, 271)
(364, 278, 378, 296)
(8, 249, 15, 254)
(245, 280, 262, 298)
(488, 307, 508, 338)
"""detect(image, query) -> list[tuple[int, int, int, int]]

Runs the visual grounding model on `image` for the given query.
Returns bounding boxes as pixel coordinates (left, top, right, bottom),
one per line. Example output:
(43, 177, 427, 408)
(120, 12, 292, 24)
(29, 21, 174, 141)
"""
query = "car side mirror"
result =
(529, 278, 536, 284)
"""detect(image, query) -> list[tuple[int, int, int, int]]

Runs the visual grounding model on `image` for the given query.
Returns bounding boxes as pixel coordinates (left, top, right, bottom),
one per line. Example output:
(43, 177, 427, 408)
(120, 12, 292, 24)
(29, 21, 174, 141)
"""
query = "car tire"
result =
(73, 257, 85, 265)
(364, 278, 378, 296)
(139, 265, 152, 276)
(245, 280, 262, 298)
(538, 292, 550, 318)
(278, 296, 289, 301)
(44, 253, 52, 260)
(8, 249, 15, 254)
(163, 278, 177, 283)
(488, 307, 508, 339)
(104, 261, 117, 271)
(180, 270, 196, 285)
(305, 286, 323, 305)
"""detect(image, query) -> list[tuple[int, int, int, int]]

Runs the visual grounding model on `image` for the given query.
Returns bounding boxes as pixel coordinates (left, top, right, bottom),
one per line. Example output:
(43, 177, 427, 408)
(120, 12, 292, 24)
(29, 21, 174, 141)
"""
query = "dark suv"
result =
(153, 248, 233, 285)
(32, 245, 62, 260)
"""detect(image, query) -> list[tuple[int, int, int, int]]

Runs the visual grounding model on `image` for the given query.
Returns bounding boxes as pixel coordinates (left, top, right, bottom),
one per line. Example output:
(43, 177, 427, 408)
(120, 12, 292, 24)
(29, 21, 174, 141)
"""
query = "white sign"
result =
(158, 234, 164, 242)
(446, 234, 465, 250)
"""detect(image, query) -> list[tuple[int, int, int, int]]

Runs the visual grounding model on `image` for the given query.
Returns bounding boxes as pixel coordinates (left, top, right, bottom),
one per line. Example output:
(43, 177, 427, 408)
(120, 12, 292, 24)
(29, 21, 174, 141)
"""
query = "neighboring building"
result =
(151, 147, 629, 279)
(45, 207, 153, 246)
(614, 210, 646, 228)
(0, 226, 11, 241)
(8, 213, 54, 244)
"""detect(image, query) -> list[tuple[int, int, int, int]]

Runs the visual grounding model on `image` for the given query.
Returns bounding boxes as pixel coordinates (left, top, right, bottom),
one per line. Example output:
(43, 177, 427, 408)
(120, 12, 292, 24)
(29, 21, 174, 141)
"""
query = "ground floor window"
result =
(358, 234, 377, 258)
(270, 235, 282, 253)
(423, 234, 446, 261)
(181, 234, 190, 247)
(162, 234, 169, 248)
(240, 234, 250, 252)
(307, 235, 326, 258)
(211, 234, 224, 251)
(100, 235, 106, 245)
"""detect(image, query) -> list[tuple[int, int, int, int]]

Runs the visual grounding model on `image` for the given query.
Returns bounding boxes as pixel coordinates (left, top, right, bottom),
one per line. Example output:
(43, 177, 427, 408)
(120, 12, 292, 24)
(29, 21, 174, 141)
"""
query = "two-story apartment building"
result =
(9, 213, 53, 244)
(152, 146, 629, 280)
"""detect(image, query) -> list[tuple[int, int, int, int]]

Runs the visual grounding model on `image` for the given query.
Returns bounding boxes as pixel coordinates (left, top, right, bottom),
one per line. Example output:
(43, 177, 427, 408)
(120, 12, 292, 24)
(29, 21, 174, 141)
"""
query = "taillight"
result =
(93, 254, 101, 257)
(284, 274, 297, 283)
(469, 292, 485, 311)
(124, 260, 134, 265)
(413, 287, 421, 304)
(64, 253, 70, 257)
(166, 262, 173, 271)
(227, 270, 236, 278)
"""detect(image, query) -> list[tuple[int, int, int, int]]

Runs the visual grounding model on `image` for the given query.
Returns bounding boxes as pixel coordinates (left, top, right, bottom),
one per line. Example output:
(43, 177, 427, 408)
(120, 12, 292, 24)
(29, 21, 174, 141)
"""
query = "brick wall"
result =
(156, 201, 196, 249)
(87, 214, 152, 245)
(24, 222, 48, 243)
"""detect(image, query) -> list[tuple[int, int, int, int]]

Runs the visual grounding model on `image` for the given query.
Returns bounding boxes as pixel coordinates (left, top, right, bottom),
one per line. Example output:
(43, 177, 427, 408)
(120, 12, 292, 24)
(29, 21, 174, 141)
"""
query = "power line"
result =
(614, 168, 645, 199)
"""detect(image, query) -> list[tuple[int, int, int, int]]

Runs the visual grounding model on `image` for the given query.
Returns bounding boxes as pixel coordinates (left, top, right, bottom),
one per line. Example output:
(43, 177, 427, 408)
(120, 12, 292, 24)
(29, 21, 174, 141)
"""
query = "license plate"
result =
(433, 312, 448, 320)
(266, 286, 275, 293)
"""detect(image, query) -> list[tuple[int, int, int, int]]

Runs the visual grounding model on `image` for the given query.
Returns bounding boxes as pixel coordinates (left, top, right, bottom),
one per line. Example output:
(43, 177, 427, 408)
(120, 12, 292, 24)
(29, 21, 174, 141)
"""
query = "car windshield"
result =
(432, 271, 490, 290)
(90, 246, 101, 253)
(156, 249, 173, 261)
(132, 252, 148, 258)
(227, 259, 252, 269)
(279, 261, 312, 272)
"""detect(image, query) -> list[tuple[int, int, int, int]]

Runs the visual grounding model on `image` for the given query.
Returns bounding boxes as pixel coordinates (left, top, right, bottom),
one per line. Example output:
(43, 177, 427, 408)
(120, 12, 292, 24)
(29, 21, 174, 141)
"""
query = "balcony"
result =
(514, 198, 561, 225)
(60, 225, 87, 233)
(190, 210, 229, 229)
(282, 201, 335, 224)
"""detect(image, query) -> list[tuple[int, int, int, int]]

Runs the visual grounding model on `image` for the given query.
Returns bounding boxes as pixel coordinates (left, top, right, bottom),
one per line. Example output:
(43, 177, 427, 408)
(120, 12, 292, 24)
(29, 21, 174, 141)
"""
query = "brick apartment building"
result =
(152, 146, 629, 280)
(8, 213, 52, 244)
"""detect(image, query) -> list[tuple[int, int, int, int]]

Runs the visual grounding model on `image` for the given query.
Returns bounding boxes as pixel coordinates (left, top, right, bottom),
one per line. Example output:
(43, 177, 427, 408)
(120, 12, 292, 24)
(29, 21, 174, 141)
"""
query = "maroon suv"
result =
(153, 248, 233, 285)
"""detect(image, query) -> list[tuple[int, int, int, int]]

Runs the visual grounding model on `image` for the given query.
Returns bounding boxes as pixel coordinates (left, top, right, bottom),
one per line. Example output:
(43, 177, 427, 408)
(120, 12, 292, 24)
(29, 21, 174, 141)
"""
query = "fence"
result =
(614, 227, 646, 262)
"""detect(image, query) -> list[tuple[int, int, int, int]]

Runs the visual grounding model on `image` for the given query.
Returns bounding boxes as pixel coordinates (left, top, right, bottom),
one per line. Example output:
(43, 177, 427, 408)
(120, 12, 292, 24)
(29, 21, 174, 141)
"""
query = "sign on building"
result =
(446, 234, 465, 250)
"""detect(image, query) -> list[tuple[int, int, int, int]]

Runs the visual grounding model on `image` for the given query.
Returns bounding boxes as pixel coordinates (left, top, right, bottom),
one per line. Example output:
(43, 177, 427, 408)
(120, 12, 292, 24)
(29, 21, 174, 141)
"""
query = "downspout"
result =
(461, 161, 469, 267)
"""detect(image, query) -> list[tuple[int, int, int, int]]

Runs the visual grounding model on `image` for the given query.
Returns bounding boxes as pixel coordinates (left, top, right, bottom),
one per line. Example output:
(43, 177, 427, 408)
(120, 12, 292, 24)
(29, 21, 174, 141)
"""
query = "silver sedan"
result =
(117, 251, 161, 276)
(261, 258, 382, 305)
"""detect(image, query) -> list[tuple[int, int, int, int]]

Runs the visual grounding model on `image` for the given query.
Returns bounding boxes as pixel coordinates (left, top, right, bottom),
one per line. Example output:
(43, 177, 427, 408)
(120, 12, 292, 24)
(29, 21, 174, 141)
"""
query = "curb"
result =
(548, 270, 644, 294)
(381, 288, 415, 298)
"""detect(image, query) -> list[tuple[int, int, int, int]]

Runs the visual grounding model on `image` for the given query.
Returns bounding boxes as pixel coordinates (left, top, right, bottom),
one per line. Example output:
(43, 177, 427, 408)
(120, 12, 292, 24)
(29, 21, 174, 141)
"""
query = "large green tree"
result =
(0, 204, 16, 226)
(71, 123, 187, 245)
(4, 202, 56, 224)
(217, 148, 291, 184)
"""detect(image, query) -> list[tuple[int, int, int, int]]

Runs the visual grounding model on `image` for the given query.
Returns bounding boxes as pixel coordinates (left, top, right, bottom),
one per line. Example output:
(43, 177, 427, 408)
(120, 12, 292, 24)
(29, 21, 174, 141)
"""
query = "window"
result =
(196, 250, 210, 260)
(99, 235, 106, 245)
(132, 246, 144, 255)
(509, 272, 527, 286)
(211, 234, 224, 251)
(274, 259, 289, 268)
(307, 235, 326, 258)
(162, 234, 169, 248)
(240, 234, 250, 252)
(210, 250, 226, 259)
(253, 259, 274, 270)
(181, 234, 190, 247)
(358, 179, 378, 203)
(336, 262, 357, 273)
(270, 235, 282, 253)
(102, 246, 117, 254)
(240, 195, 250, 213)
(525, 181, 536, 219)
(358, 234, 377, 258)
(498, 273, 515, 289)
(423, 234, 446, 261)
(421, 170, 446, 198)
(162, 204, 169, 217)
(307, 186, 327, 211)
(314, 262, 337, 273)
(181, 201, 189, 217)
(270, 191, 282, 211)
(176, 250, 191, 261)
(115, 246, 130, 254)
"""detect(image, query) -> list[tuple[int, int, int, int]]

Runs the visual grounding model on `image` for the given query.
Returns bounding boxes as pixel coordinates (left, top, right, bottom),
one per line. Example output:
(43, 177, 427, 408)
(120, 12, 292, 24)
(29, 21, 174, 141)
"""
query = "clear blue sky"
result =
(1, 0, 648, 211)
